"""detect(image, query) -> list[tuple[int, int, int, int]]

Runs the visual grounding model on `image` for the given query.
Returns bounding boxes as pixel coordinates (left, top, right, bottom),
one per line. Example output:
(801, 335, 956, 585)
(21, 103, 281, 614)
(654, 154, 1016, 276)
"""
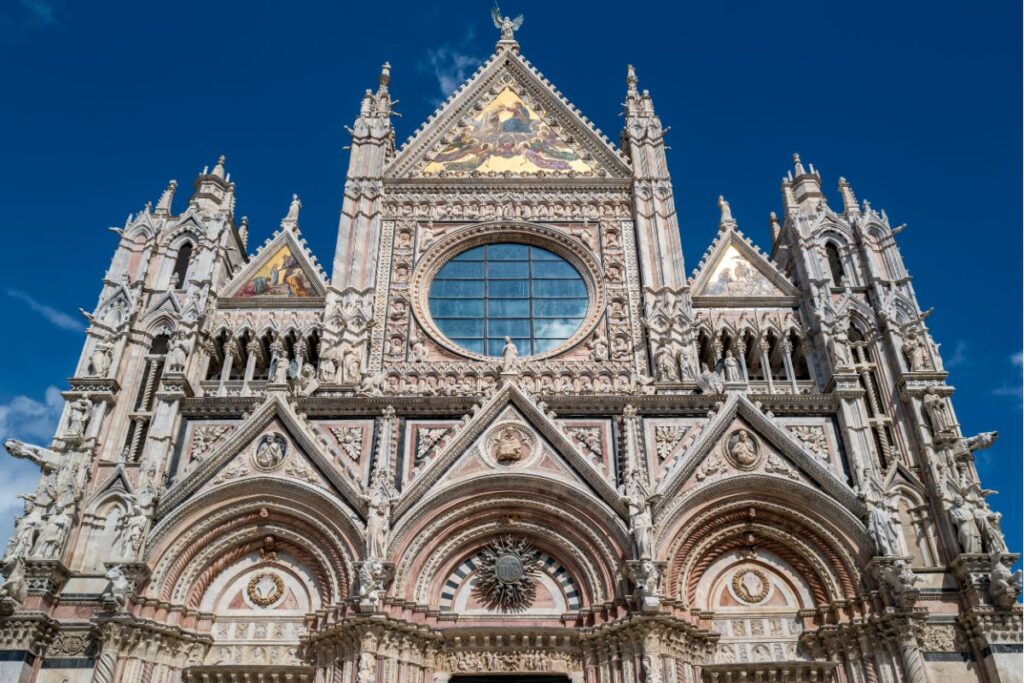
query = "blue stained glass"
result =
(436, 261, 484, 279)
(428, 243, 589, 356)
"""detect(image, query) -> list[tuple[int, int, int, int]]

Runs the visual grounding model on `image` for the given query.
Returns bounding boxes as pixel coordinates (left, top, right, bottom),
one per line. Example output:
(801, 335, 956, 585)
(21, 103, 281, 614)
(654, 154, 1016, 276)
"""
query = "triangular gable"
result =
(145, 290, 182, 319)
(393, 382, 626, 519)
(92, 465, 135, 499)
(654, 394, 864, 517)
(157, 394, 364, 518)
(388, 49, 631, 179)
(221, 230, 327, 304)
(691, 231, 799, 304)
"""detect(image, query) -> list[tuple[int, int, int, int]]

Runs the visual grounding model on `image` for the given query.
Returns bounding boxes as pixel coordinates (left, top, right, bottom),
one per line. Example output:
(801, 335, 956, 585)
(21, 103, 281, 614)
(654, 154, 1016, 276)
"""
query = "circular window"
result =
(428, 243, 589, 357)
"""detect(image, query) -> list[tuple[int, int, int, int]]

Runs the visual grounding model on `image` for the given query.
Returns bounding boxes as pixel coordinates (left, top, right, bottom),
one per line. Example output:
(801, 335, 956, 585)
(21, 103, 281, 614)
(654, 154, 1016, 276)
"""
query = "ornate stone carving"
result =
(732, 567, 770, 604)
(414, 427, 450, 464)
(568, 427, 603, 461)
(786, 425, 829, 461)
(483, 422, 536, 466)
(329, 426, 364, 461)
(654, 425, 688, 462)
(252, 433, 287, 471)
(191, 425, 234, 462)
(473, 535, 542, 611)
(724, 429, 760, 471)
(99, 564, 131, 609)
(246, 571, 284, 607)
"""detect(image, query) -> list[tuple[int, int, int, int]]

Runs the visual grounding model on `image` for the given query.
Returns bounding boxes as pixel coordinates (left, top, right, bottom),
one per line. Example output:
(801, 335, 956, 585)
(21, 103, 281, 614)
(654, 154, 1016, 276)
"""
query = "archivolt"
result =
(659, 480, 867, 607)
(391, 476, 629, 606)
(145, 480, 362, 606)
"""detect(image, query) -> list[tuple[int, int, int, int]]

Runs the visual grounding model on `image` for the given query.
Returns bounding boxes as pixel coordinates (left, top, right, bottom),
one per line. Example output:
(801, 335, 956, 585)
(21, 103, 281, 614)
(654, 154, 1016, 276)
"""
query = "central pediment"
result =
(387, 48, 631, 180)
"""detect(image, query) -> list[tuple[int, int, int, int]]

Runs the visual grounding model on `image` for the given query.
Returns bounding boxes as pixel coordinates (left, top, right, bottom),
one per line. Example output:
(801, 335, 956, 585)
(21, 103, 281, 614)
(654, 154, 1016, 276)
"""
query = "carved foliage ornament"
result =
(473, 535, 542, 611)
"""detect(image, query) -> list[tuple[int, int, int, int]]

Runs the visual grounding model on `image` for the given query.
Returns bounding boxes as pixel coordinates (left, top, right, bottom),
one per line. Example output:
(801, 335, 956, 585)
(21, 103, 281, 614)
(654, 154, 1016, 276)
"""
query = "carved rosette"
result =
(246, 572, 285, 608)
(731, 567, 770, 604)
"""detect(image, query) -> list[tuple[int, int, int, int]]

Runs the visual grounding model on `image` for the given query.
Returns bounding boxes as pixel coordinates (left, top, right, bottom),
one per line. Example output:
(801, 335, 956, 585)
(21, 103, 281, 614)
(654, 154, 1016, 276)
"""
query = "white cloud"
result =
(0, 0, 62, 43)
(1011, 351, 1023, 367)
(6, 288, 83, 332)
(945, 340, 971, 369)
(0, 387, 64, 549)
(420, 28, 483, 102)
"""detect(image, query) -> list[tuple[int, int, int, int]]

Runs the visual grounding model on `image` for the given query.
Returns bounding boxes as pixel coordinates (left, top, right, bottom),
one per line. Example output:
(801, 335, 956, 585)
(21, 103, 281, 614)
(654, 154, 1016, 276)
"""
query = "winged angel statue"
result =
(492, 4, 524, 41)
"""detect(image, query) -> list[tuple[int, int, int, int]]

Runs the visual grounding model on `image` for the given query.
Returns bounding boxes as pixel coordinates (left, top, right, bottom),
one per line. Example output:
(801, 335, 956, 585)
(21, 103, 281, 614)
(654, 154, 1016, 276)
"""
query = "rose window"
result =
(428, 243, 588, 357)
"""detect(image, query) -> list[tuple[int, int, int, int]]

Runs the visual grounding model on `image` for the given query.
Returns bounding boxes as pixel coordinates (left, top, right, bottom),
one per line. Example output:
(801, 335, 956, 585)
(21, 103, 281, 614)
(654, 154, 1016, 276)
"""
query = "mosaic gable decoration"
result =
(224, 231, 327, 301)
(236, 244, 314, 298)
(421, 88, 595, 175)
(703, 245, 784, 297)
(691, 231, 799, 302)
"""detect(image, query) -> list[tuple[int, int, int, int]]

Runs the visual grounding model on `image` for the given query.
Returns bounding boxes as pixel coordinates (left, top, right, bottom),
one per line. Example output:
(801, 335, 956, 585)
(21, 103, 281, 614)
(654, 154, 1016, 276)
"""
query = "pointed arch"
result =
(172, 241, 194, 289)
(825, 241, 845, 286)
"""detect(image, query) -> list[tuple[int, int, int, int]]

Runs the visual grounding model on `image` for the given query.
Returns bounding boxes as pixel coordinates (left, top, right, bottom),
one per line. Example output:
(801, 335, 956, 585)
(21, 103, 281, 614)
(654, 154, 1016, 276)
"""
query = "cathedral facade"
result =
(0, 16, 1020, 683)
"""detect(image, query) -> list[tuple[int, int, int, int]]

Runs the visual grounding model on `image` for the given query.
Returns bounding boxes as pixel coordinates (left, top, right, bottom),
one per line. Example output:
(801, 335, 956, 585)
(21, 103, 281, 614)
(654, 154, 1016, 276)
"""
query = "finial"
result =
(718, 195, 736, 229)
(281, 194, 302, 230)
(154, 179, 178, 216)
(838, 177, 859, 215)
(769, 211, 782, 242)
(238, 216, 249, 251)
(626, 64, 639, 96)
(792, 153, 806, 177)
(491, 3, 524, 46)
(378, 62, 391, 93)
(211, 155, 226, 179)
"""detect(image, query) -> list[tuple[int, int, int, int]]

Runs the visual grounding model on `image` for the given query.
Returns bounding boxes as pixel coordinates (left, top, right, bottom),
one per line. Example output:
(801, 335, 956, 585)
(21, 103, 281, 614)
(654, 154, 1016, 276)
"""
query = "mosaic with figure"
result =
(422, 88, 593, 174)
(703, 245, 780, 297)
(235, 244, 315, 298)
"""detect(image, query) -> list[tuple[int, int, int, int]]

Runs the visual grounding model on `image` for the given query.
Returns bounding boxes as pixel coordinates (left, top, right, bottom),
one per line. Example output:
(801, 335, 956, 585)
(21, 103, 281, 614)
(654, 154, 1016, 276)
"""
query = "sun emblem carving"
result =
(731, 567, 770, 604)
(247, 571, 285, 608)
(473, 535, 542, 611)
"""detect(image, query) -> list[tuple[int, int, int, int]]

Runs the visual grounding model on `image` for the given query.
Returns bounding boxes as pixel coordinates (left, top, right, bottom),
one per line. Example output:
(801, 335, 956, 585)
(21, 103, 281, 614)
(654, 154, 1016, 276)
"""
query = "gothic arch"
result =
(658, 478, 867, 608)
(390, 475, 629, 607)
(145, 479, 361, 608)
(73, 490, 133, 572)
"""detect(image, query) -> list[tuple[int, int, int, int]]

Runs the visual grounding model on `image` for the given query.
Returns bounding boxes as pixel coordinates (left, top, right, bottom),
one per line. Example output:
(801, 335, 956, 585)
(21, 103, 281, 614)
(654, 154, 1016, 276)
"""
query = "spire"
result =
(190, 154, 235, 216)
(154, 179, 177, 216)
(377, 62, 391, 96)
(838, 177, 860, 216)
(788, 152, 823, 208)
(623, 64, 643, 120)
(281, 194, 302, 231)
(718, 195, 737, 230)
(491, 4, 524, 51)
(239, 216, 249, 251)
(792, 153, 806, 177)
(211, 155, 227, 179)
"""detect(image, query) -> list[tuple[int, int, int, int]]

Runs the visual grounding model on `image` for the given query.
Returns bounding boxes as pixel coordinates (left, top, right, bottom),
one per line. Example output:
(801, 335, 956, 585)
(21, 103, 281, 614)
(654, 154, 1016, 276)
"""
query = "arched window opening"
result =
(172, 242, 194, 289)
(825, 242, 845, 286)
(123, 333, 169, 463)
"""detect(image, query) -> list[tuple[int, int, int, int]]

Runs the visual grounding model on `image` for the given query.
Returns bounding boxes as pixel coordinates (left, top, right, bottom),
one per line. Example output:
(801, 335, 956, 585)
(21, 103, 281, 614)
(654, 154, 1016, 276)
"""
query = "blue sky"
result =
(0, 1, 1020, 555)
